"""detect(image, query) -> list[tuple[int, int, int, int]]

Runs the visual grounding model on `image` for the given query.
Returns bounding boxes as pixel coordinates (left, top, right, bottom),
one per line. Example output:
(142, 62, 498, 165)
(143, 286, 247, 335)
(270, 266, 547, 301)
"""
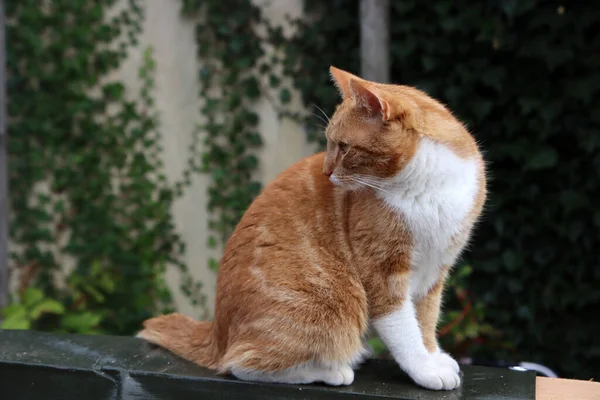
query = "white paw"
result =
(432, 350, 460, 373)
(320, 365, 354, 386)
(407, 354, 461, 390)
(339, 365, 355, 385)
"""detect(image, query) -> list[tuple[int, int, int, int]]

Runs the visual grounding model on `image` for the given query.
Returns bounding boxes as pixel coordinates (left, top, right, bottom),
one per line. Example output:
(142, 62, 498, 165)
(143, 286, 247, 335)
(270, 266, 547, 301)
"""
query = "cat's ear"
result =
(330, 66, 362, 99)
(348, 79, 392, 121)
(350, 80, 421, 127)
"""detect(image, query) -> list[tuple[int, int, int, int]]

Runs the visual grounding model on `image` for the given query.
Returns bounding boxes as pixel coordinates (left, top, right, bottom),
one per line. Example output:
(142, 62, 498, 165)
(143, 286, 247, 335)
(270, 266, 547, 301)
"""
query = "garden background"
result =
(2, 0, 598, 381)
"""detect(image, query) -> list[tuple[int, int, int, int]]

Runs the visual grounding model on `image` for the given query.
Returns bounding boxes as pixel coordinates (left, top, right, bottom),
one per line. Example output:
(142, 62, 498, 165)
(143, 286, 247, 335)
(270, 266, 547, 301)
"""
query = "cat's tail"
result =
(136, 313, 219, 369)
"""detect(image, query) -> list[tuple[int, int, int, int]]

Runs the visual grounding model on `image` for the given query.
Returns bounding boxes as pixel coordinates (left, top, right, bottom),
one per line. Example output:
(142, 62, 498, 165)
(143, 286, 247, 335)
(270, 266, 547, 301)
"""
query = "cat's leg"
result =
(231, 362, 354, 386)
(224, 342, 366, 386)
(372, 273, 460, 391)
(222, 330, 366, 386)
(221, 317, 365, 386)
(219, 253, 368, 387)
(415, 269, 460, 373)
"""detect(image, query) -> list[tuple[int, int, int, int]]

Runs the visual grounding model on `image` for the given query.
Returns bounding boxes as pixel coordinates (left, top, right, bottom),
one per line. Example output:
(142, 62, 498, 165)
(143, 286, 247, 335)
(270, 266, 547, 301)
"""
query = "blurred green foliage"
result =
(4, 1, 205, 335)
(279, 0, 600, 379)
(2, 262, 111, 334)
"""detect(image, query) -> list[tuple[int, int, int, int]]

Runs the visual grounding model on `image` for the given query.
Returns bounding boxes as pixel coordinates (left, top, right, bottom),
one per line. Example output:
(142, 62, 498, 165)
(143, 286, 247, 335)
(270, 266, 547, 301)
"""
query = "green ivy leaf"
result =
(279, 88, 291, 104)
(269, 74, 281, 88)
(208, 258, 219, 272)
(1, 313, 31, 330)
(525, 147, 558, 170)
(82, 284, 106, 303)
(502, 250, 519, 271)
(243, 77, 261, 99)
(207, 236, 217, 249)
(22, 288, 44, 308)
(29, 299, 66, 319)
(61, 312, 103, 333)
(246, 132, 263, 147)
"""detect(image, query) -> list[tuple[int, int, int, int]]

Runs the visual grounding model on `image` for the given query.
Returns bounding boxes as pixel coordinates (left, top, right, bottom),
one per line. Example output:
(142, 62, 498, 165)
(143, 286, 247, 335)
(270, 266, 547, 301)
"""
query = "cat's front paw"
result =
(407, 354, 461, 391)
(432, 350, 460, 373)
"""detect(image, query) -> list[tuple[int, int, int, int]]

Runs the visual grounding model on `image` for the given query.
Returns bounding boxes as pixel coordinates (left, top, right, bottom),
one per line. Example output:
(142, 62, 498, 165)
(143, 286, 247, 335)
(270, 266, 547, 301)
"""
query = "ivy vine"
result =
(3, 1, 205, 334)
(181, 0, 292, 270)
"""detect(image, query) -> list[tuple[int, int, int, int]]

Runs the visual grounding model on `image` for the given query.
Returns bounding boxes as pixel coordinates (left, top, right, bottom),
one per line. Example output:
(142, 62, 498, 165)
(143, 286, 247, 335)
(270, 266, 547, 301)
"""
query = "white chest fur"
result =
(380, 138, 480, 299)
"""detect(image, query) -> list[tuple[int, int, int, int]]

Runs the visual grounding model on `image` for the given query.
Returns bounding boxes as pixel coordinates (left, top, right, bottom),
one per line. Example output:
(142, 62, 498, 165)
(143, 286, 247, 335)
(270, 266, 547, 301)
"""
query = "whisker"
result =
(312, 104, 331, 124)
(312, 113, 328, 125)
(357, 181, 391, 194)
(349, 176, 394, 195)
(312, 122, 328, 131)
(355, 177, 393, 192)
(311, 112, 329, 126)
(354, 175, 389, 188)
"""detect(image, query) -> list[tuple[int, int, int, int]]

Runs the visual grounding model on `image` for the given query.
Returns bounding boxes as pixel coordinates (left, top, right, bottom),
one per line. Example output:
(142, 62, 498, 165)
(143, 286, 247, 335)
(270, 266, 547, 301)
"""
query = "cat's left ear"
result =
(349, 79, 393, 121)
(330, 66, 361, 99)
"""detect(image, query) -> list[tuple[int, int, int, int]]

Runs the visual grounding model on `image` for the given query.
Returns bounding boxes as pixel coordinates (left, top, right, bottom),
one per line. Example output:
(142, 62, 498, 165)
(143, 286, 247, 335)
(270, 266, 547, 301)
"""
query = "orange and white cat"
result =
(137, 66, 486, 391)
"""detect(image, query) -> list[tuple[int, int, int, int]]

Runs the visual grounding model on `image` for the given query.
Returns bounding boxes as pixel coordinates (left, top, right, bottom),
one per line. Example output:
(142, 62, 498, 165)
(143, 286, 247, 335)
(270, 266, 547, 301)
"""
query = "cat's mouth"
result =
(330, 174, 365, 192)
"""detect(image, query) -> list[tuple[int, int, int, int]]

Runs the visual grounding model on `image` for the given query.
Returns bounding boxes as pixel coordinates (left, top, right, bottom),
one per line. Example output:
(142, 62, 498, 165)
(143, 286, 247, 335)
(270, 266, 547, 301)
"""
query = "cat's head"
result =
(323, 66, 467, 190)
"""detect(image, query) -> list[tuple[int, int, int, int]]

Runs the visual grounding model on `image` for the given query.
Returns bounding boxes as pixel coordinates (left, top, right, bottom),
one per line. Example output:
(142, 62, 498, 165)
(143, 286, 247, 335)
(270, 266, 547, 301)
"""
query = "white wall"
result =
(109, 0, 315, 318)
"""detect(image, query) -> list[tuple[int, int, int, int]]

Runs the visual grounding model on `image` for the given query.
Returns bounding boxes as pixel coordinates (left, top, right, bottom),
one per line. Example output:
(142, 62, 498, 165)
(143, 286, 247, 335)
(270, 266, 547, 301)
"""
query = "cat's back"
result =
(221, 151, 344, 264)
(249, 151, 333, 217)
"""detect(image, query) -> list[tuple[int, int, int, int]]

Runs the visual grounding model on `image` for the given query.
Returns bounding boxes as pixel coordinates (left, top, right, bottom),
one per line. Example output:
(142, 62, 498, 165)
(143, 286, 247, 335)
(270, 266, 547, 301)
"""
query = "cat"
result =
(137, 66, 487, 391)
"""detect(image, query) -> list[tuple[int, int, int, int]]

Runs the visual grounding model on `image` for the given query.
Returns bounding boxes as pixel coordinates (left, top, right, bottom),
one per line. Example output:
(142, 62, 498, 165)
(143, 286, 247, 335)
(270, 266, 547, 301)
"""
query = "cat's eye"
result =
(339, 142, 350, 154)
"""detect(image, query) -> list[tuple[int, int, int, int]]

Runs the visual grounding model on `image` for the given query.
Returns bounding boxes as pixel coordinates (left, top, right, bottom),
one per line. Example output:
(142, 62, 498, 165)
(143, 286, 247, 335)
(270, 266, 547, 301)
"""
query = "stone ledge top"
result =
(0, 329, 535, 399)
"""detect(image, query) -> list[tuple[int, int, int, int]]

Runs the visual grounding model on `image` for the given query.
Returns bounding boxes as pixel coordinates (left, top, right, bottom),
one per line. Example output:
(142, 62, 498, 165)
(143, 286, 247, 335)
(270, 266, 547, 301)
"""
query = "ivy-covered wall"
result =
(2, 0, 315, 332)
(3, 0, 210, 334)
(282, 0, 600, 380)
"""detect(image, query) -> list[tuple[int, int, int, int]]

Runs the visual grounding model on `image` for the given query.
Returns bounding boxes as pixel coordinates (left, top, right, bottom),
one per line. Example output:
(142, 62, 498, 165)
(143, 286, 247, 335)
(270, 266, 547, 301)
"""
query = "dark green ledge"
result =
(0, 329, 534, 399)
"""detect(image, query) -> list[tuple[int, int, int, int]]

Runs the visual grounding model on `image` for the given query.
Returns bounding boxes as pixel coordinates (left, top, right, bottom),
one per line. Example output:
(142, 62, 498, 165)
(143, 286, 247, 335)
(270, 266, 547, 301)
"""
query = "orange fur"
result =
(138, 66, 486, 388)
(415, 267, 449, 353)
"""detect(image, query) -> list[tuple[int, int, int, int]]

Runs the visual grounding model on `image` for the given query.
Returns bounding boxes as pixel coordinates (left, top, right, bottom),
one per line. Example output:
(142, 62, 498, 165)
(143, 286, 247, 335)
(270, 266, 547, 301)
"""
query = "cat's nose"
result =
(323, 155, 336, 176)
